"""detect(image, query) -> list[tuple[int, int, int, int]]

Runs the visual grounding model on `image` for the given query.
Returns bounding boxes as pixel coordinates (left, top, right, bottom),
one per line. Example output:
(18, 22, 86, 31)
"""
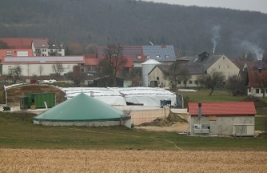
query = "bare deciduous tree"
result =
(52, 63, 64, 76)
(7, 65, 22, 84)
(99, 44, 127, 87)
(38, 65, 44, 76)
(254, 71, 267, 98)
(180, 68, 191, 88)
(226, 74, 246, 96)
(198, 69, 225, 96)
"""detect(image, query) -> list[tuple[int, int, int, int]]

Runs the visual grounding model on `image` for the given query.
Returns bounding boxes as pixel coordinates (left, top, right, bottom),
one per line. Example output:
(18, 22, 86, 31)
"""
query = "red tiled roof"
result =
(0, 38, 48, 49)
(188, 102, 256, 116)
(84, 54, 98, 65)
(124, 56, 133, 67)
(247, 69, 267, 87)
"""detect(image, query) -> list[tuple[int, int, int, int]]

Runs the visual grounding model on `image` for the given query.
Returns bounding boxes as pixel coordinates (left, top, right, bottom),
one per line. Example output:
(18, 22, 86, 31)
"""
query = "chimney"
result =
(198, 102, 202, 118)
(258, 60, 262, 73)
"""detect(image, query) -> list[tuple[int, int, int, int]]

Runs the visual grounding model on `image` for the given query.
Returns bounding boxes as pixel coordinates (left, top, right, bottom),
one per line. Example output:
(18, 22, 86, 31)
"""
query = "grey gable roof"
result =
(187, 53, 223, 71)
(152, 64, 204, 75)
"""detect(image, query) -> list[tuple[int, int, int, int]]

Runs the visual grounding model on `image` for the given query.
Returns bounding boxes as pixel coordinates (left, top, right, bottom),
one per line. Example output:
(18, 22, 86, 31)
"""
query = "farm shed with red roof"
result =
(188, 102, 256, 137)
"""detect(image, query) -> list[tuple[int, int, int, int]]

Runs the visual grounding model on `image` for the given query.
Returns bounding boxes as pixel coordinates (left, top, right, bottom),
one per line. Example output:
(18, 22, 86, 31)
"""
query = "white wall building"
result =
(1, 56, 84, 76)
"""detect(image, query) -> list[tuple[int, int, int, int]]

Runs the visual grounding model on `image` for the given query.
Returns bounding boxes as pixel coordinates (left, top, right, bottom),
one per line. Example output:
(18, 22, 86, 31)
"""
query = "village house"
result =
(148, 64, 205, 88)
(0, 38, 36, 59)
(186, 52, 240, 80)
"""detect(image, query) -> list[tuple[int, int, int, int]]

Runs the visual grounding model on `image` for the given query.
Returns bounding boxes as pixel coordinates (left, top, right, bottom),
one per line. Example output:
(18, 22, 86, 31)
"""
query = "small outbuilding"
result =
(33, 93, 131, 128)
(188, 102, 256, 137)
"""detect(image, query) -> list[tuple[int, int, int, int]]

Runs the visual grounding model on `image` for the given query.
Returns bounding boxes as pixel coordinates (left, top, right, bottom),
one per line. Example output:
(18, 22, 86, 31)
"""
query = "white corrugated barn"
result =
(1, 56, 84, 76)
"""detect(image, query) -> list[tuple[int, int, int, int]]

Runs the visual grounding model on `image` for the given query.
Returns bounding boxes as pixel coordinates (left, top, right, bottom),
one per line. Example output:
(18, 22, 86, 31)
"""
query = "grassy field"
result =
(0, 112, 266, 151)
(179, 88, 246, 102)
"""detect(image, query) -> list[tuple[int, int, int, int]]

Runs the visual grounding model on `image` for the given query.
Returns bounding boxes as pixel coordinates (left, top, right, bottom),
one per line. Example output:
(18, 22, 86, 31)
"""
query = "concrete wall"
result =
(33, 119, 131, 128)
(190, 116, 254, 136)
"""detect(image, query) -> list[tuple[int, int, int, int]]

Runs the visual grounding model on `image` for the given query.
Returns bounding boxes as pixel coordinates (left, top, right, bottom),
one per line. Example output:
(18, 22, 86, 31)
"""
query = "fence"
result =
(129, 107, 170, 125)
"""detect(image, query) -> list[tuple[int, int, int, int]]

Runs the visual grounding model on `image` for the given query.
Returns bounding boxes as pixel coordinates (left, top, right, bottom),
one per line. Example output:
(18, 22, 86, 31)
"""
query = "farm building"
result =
(33, 93, 131, 128)
(188, 102, 256, 137)
(1, 56, 84, 76)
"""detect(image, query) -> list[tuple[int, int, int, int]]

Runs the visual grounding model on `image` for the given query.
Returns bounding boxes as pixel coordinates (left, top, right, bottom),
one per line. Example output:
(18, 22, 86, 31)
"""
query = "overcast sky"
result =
(142, 0, 267, 14)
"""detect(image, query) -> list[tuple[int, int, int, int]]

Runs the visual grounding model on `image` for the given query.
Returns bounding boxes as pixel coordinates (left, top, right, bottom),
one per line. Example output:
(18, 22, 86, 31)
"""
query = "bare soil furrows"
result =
(1, 149, 267, 173)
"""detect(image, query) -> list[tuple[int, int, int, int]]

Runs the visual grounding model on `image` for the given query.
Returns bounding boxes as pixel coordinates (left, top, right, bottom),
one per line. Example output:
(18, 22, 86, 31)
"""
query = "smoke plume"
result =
(240, 40, 264, 60)
(211, 25, 221, 54)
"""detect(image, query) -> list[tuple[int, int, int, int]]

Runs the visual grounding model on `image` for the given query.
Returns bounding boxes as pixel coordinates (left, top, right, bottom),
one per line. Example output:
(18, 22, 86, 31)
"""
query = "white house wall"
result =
(2, 63, 77, 76)
(149, 67, 168, 87)
(149, 66, 202, 88)
(176, 74, 202, 88)
(247, 87, 267, 97)
(190, 116, 254, 136)
(208, 55, 239, 80)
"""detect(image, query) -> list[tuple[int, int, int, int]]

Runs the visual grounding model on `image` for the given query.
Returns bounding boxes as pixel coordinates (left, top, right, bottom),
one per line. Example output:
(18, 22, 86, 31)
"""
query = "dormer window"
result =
(156, 55, 160, 58)
(165, 55, 169, 58)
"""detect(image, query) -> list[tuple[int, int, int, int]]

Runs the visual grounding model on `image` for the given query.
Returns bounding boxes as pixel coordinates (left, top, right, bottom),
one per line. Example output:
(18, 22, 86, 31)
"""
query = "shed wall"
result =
(190, 116, 254, 136)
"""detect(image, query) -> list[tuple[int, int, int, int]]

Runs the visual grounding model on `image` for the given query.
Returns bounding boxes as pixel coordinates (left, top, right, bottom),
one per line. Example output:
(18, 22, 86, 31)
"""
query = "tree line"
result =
(0, 0, 267, 58)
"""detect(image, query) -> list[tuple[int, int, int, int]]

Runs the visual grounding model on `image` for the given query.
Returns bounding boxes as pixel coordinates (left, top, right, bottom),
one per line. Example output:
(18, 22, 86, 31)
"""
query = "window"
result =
(256, 89, 260, 93)
(137, 56, 141, 59)
(183, 81, 187, 84)
(17, 51, 28, 56)
(156, 55, 160, 58)
(219, 65, 220, 68)
(178, 81, 181, 84)
(189, 81, 192, 84)
(165, 55, 169, 58)
(249, 88, 251, 92)
(195, 80, 198, 84)
(156, 77, 159, 80)
(6, 51, 11, 56)
(261, 89, 264, 93)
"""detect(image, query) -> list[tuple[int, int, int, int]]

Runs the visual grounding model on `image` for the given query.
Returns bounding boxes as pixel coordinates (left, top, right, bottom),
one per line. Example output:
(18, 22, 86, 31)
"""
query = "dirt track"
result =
(1, 149, 267, 173)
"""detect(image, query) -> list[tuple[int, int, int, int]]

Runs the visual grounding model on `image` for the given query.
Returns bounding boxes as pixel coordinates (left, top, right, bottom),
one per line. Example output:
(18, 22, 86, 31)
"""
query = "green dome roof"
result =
(34, 93, 126, 122)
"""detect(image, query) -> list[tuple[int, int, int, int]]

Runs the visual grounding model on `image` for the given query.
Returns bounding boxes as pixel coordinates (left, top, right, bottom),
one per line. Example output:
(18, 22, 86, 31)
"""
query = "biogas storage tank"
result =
(141, 59, 161, 87)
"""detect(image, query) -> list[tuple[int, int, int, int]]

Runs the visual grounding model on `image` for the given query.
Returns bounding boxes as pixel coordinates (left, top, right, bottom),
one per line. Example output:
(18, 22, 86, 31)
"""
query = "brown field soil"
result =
(136, 122, 189, 132)
(1, 149, 267, 173)
(136, 112, 189, 132)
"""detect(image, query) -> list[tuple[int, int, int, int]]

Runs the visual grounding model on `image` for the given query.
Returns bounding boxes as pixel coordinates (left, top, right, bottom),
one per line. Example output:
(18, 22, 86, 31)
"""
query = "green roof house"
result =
(33, 93, 131, 128)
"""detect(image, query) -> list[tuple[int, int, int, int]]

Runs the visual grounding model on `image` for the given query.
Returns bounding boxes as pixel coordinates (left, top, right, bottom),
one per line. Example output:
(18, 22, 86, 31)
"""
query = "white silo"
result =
(141, 59, 161, 87)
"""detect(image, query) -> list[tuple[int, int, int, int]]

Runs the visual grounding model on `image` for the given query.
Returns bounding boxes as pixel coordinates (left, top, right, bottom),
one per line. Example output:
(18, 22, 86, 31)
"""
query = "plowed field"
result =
(1, 149, 267, 172)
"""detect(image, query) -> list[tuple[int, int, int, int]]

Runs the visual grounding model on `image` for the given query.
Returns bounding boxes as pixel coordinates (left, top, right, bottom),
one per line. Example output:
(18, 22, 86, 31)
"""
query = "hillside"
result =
(0, 0, 267, 58)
